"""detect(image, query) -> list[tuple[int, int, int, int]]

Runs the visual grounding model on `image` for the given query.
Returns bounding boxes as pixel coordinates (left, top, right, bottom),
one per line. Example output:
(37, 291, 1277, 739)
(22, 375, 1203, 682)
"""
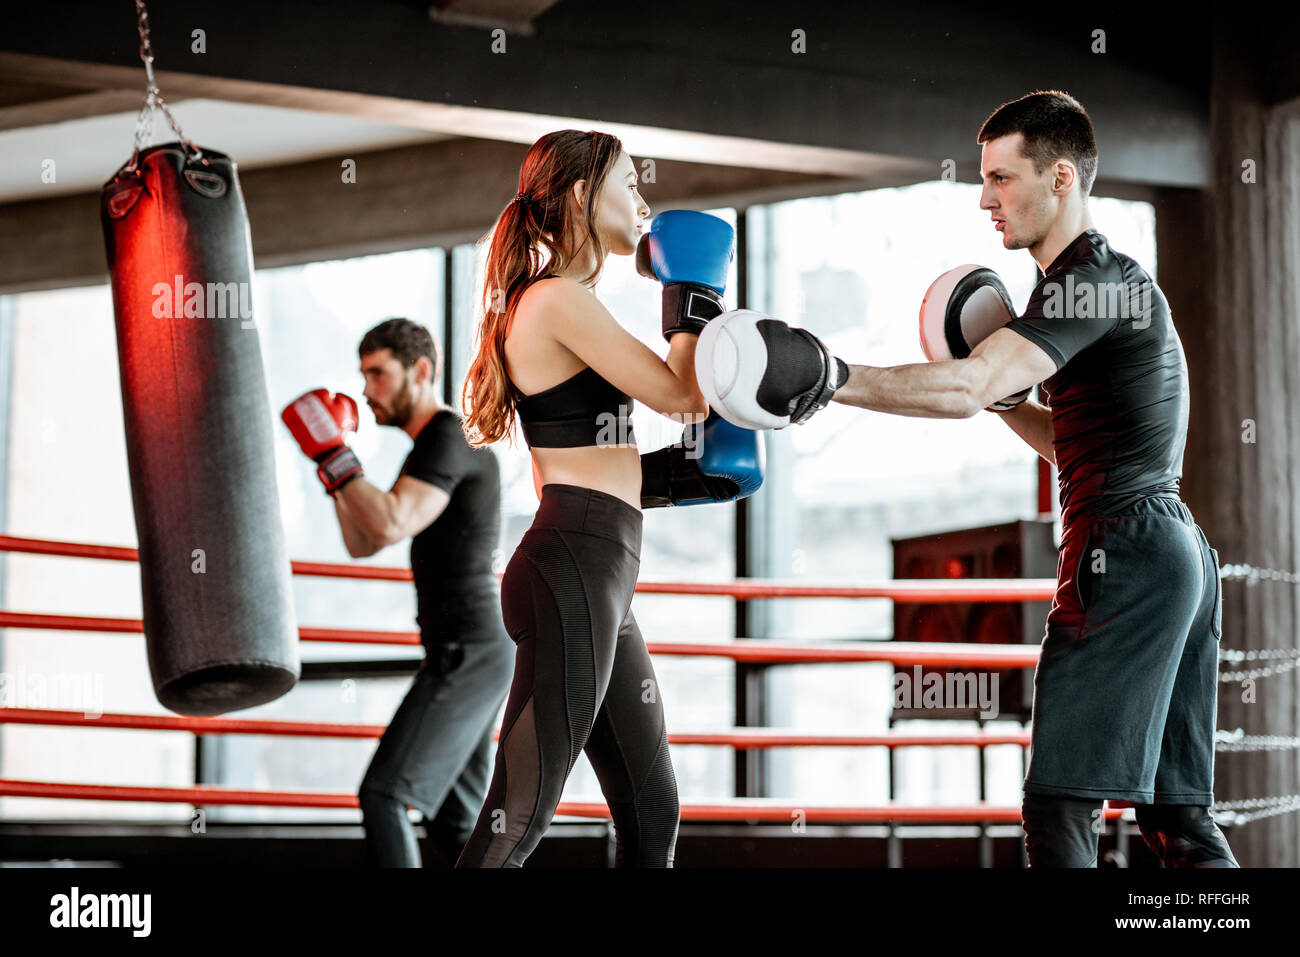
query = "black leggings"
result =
(456, 484, 680, 867)
(1022, 794, 1239, 867)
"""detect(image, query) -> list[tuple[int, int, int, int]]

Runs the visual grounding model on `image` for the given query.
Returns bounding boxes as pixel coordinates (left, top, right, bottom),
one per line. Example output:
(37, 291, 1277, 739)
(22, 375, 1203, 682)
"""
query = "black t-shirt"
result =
(398, 410, 502, 636)
(1004, 229, 1187, 536)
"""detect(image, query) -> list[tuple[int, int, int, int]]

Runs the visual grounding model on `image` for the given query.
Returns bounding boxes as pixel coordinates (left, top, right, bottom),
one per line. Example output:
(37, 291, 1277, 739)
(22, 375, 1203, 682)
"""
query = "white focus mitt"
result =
(695, 309, 848, 430)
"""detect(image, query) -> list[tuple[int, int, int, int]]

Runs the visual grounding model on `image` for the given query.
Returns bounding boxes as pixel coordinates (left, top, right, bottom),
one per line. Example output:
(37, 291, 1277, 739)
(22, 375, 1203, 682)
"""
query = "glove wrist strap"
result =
(318, 446, 363, 495)
(661, 282, 725, 341)
(789, 330, 848, 425)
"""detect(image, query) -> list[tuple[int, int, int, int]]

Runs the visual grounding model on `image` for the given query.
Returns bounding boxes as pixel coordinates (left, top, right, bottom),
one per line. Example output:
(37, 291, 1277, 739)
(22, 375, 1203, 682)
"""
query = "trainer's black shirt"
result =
(1004, 229, 1187, 537)
(399, 410, 501, 640)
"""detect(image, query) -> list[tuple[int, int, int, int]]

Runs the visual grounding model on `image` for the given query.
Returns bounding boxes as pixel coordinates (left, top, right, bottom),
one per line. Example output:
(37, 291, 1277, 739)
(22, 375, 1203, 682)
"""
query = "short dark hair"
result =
(977, 90, 1098, 196)
(359, 317, 440, 381)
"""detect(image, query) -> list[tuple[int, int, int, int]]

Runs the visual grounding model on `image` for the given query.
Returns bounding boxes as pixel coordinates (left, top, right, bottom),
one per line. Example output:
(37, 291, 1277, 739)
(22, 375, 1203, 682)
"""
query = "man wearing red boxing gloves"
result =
(282, 318, 513, 867)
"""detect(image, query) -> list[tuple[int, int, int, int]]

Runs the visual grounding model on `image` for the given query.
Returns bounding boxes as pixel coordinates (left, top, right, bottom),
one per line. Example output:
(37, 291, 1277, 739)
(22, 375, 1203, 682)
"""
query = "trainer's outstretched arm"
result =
(833, 360, 979, 418)
(833, 327, 1057, 419)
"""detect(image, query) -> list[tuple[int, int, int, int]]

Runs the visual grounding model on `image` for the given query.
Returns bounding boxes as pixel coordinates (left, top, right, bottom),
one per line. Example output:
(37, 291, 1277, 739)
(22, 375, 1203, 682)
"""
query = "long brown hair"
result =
(461, 129, 625, 447)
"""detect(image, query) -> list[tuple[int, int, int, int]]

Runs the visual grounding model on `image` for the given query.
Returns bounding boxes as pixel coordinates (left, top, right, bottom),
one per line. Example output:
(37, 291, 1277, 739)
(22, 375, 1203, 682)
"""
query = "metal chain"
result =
(123, 0, 200, 173)
(1211, 559, 1300, 679)
(1219, 657, 1300, 682)
(1219, 647, 1300, 663)
(1219, 563, 1300, 585)
(1218, 646, 1300, 682)
(1211, 794, 1300, 826)
(1214, 729, 1300, 752)
(1207, 562, 1300, 826)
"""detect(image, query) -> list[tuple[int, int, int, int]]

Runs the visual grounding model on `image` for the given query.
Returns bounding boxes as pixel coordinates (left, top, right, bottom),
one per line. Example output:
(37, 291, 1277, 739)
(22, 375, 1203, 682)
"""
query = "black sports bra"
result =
(512, 366, 636, 448)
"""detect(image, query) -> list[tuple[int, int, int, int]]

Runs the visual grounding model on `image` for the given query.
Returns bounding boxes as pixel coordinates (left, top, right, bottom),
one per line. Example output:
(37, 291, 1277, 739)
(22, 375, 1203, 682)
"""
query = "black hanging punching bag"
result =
(101, 143, 299, 715)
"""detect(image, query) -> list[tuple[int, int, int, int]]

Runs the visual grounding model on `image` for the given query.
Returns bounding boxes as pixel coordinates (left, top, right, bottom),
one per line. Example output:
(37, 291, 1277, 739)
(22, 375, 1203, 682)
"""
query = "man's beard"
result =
(375, 372, 415, 428)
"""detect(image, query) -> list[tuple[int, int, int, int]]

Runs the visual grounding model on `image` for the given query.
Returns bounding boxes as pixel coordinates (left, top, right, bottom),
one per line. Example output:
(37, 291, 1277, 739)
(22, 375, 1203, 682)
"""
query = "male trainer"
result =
(282, 317, 514, 867)
(693, 91, 1237, 868)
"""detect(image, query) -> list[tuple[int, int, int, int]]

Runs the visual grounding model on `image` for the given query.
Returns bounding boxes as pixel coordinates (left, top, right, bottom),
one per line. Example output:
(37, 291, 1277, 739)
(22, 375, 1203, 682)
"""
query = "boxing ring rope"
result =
(0, 609, 1043, 665)
(0, 706, 1034, 747)
(0, 534, 1056, 600)
(0, 777, 1118, 824)
(0, 532, 1273, 828)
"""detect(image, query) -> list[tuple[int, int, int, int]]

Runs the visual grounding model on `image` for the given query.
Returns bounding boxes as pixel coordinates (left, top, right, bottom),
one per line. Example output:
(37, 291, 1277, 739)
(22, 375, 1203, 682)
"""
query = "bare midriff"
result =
(530, 444, 642, 510)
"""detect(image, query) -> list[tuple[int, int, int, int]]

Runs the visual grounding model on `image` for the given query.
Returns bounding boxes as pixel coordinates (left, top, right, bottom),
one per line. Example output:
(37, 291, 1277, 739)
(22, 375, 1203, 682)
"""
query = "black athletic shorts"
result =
(1024, 495, 1222, 805)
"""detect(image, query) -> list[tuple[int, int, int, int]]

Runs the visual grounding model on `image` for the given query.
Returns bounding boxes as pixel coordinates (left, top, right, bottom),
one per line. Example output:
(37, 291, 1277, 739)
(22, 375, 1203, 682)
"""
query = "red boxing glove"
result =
(282, 389, 363, 494)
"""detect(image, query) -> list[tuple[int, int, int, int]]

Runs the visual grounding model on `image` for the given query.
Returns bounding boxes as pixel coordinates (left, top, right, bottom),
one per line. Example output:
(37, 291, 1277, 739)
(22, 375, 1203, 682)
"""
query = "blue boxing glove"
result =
(635, 209, 735, 342)
(640, 411, 764, 508)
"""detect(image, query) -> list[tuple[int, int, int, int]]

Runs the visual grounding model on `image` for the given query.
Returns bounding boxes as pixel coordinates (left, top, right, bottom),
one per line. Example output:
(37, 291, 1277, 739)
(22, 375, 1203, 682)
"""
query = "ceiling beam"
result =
(0, 52, 930, 180)
(0, 135, 864, 294)
(0, 89, 160, 133)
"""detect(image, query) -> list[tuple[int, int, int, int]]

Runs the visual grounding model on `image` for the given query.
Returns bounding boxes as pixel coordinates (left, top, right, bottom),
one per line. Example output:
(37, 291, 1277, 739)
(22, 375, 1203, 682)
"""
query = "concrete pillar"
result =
(1191, 26, 1300, 866)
